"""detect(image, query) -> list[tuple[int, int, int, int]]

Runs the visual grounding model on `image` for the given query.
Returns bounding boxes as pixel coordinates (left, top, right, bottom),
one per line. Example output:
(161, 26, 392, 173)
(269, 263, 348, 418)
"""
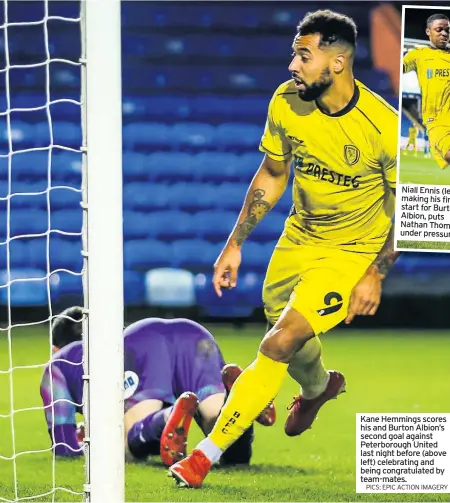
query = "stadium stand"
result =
(0, 1, 441, 318)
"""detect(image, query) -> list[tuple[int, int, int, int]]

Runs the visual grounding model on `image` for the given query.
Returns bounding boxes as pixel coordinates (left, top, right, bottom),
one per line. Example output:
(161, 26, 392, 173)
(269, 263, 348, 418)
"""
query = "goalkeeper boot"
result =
(221, 363, 276, 426)
(285, 370, 346, 437)
(160, 392, 199, 467)
(169, 449, 212, 488)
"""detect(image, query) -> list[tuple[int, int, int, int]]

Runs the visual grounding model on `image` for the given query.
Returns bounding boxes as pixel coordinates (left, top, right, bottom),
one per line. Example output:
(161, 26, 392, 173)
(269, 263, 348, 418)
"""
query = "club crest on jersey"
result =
(344, 145, 360, 166)
(124, 370, 139, 399)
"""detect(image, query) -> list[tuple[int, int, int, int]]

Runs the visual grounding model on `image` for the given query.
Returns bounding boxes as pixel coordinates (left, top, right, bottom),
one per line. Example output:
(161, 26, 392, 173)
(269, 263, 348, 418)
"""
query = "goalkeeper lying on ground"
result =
(40, 307, 276, 466)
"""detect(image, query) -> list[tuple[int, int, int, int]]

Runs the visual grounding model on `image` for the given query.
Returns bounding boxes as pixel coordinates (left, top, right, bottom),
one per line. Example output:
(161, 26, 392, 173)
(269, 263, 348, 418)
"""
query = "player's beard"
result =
(297, 67, 333, 101)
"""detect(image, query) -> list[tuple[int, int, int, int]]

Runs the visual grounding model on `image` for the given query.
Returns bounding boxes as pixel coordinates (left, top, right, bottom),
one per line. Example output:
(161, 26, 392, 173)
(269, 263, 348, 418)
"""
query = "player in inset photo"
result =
(400, 8, 450, 186)
(404, 122, 419, 155)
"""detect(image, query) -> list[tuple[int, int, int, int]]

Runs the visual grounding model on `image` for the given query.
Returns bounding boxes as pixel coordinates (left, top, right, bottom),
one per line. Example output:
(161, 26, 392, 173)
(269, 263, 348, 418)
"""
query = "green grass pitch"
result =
(396, 240, 450, 252)
(398, 151, 450, 186)
(0, 325, 449, 502)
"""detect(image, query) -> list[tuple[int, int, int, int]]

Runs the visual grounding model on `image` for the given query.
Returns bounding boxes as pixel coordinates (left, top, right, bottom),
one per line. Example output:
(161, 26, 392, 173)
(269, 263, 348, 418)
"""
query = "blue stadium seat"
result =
(124, 239, 174, 270)
(124, 270, 145, 305)
(214, 183, 247, 211)
(50, 271, 83, 301)
(147, 211, 196, 240)
(6, 64, 44, 92)
(123, 65, 288, 92)
(52, 150, 82, 183)
(215, 123, 261, 150)
(355, 69, 392, 93)
(0, 157, 7, 180)
(9, 182, 47, 211)
(44, 122, 82, 149)
(122, 95, 191, 122)
(50, 63, 81, 90)
(401, 114, 413, 137)
(172, 239, 219, 269)
(238, 152, 264, 182)
(194, 210, 236, 241)
(50, 186, 82, 210)
(0, 209, 5, 242)
(172, 123, 216, 150)
(9, 25, 45, 63)
(11, 150, 50, 180)
(51, 209, 82, 234)
(121, 3, 372, 32)
(123, 183, 170, 211)
(48, 238, 83, 272)
(2, 1, 44, 23)
(30, 237, 84, 272)
(123, 123, 171, 149)
(193, 152, 241, 182)
(186, 95, 264, 123)
(0, 268, 48, 306)
(123, 211, 153, 240)
(145, 268, 196, 307)
(123, 152, 148, 181)
(251, 212, 286, 241)
(51, 274, 78, 301)
(0, 121, 35, 152)
(241, 241, 275, 273)
(10, 209, 47, 238)
(194, 273, 253, 317)
(48, 26, 81, 61)
(0, 240, 28, 269)
(49, 99, 81, 123)
(5, 94, 44, 114)
(169, 183, 215, 211)
(240, 272, 264, 308)
(147, 152, 195, 182)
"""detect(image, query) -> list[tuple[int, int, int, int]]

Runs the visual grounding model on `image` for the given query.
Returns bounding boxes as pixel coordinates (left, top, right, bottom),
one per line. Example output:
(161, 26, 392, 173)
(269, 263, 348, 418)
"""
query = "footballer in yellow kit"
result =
(403, 13, 450, 168)
(260, 79, 397, 334)
(168, 10, 403, 490)
(406, 124, 418, 152)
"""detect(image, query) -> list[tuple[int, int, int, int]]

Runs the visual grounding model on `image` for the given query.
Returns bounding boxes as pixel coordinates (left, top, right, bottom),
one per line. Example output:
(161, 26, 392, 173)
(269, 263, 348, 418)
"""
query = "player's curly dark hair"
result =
(52, 306, 84, 348)
(297, 10, 357, 53)
(427, 13, 449, 28)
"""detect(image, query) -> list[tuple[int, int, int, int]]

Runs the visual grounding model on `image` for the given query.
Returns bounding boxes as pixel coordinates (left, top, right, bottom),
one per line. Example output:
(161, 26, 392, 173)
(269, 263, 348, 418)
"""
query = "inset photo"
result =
(399, 5, 450, 186)
(395, 5, 450, 253)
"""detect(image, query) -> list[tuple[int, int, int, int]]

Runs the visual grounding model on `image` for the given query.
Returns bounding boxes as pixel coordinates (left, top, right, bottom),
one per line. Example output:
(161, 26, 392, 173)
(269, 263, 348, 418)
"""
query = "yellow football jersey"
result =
(403, 46, 450, 124)
(408, 126, 418, 139)
(259, 79, 397, 253)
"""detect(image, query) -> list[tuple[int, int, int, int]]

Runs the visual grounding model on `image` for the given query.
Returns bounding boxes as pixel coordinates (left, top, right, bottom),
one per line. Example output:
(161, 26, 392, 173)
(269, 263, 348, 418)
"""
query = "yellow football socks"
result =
(209, 351, 288, 451)
(287, 336, 329, 399)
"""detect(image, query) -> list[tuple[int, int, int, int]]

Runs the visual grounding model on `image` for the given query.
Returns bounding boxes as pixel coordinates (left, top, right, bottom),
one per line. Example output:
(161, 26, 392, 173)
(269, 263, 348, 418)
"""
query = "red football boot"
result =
(285, 370, 346, 437)
(221, 363, 276, 426)
(160, 392, 199, 467)
(169, 448, 212, 488)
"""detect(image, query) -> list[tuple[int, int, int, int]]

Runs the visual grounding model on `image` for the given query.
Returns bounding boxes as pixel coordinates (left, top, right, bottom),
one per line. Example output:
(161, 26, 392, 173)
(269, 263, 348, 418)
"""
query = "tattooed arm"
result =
(229, 156, 290, 247)
(370, 223, 401, 278)
(212, 154, 291, 296)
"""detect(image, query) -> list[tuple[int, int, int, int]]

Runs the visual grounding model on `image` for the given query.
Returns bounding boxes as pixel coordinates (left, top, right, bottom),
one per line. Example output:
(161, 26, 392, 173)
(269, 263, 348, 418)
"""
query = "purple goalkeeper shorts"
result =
(123, 318, 226, 411)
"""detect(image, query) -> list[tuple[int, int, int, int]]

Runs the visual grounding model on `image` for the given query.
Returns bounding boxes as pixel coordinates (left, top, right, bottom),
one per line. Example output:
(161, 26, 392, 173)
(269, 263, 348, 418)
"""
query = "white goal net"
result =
(0, 1, 124, 502)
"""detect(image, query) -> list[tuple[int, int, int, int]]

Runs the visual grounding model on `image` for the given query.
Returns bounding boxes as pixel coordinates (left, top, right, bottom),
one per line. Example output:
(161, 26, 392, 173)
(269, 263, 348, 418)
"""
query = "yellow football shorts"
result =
(263, 233, 376, 335)
(427, 122, 450, 169)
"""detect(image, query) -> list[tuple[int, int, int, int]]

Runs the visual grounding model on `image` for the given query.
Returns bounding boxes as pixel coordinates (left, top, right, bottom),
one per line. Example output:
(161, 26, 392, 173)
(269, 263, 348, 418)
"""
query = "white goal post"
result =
(82, 1, 124, 502)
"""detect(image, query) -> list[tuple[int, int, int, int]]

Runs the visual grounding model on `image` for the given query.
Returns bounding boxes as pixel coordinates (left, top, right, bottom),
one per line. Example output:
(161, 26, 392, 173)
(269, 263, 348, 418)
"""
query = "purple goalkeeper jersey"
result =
(40, 317, 226, 456)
